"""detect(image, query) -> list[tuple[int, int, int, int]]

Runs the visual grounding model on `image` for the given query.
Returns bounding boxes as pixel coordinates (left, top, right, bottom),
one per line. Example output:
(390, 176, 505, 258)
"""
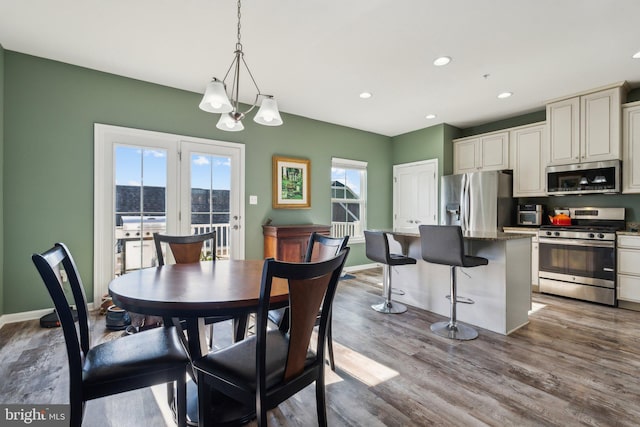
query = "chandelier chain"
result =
(236, 0, 242, 50)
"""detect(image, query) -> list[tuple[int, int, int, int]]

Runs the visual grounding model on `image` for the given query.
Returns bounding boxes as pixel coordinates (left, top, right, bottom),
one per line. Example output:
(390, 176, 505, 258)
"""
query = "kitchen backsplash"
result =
(626, 222, 640, 232)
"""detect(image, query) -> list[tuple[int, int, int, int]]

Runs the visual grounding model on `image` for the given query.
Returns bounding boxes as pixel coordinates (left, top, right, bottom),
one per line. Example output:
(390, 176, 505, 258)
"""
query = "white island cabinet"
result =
(382, 231, 531, 335)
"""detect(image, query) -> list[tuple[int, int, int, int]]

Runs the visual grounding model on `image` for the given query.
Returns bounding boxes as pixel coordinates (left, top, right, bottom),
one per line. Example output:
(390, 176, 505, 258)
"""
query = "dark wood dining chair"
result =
(32, 242, 189, 427)
(153, 231, 238, 345)
(193, 248, 350, 427)
(153, 230, 217, 266)
(268, 232, 349, 370)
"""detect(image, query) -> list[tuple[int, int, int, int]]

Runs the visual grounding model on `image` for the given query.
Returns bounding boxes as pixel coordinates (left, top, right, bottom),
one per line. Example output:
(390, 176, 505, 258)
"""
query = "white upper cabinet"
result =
(510, 122, 547, 197)
(547, 97, 580, 164)
(547, 84, 625, 166)
(622, 101, 640, 193)
(453, 131, 509, 174)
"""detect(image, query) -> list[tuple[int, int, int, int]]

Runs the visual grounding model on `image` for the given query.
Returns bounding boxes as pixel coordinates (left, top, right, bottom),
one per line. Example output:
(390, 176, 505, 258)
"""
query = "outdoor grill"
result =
(115, 216, 166, 272)
(115, 215, 167, 239)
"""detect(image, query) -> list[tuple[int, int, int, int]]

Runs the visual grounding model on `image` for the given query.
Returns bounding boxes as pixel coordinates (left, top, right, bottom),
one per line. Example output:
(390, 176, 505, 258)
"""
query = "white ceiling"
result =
(1, 0, 639, 137)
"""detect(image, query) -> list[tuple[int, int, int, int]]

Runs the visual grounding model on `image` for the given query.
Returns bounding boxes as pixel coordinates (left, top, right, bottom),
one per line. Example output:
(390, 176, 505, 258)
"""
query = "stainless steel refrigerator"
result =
(441, 170, 514, 232)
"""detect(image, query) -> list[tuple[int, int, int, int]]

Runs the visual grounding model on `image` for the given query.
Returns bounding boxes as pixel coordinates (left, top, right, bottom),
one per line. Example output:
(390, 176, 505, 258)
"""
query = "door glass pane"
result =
(114, 146, 167, 276)
(191, 154, 231, 259)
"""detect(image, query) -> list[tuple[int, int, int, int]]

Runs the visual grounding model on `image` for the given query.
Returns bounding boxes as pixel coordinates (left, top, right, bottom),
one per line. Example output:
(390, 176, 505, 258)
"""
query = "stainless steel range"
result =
(538, 207, 625, 306)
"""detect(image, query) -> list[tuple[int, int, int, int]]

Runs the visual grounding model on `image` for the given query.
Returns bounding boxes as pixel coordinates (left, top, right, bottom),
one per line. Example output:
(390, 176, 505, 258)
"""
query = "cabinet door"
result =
(511, 124, 547, 196)
(453, 138, 480, 174)
(581, 87, 621, 162)
(623, 104, 640, 193)
(547, 97, 580, 165)
(618, 274, 640, 302)
(278, 237, 308, 262)
(618, 247, 640, 276)
(479, 132, 509, 171)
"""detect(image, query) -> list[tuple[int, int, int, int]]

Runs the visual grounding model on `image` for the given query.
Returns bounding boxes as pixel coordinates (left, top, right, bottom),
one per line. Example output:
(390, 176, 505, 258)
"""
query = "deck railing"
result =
(191, 223, 231, 259)
(331, 221, 361, 238)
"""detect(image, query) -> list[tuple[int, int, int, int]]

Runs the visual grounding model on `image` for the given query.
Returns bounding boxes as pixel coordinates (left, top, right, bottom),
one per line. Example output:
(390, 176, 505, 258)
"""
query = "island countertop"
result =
(390, 230, 533, 241)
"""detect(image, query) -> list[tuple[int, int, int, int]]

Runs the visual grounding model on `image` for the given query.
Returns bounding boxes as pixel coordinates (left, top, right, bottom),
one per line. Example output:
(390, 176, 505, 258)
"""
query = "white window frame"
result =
(331, 157, 367, 243)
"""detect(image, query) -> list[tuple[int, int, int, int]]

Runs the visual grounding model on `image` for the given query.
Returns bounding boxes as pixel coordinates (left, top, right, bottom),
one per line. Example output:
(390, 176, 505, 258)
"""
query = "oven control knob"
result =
(546, 231, 552, 236)
(588, 233, 595, 238)
(125, 232, 130, 237)
(554, 232, 560, 237)
(598, 233, 605, 239)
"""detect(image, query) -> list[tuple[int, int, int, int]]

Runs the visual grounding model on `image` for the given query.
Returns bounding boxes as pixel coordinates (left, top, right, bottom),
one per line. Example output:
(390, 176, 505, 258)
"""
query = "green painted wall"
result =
(392, 123, 461, 173)
(3, 51, 391, 314)
(0, 43, 4, 315)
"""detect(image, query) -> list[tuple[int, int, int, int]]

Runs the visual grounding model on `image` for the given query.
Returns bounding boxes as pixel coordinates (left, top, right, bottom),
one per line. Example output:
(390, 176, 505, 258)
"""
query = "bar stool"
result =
(364, 230, 416, 314)
(418, 225, 488, 340)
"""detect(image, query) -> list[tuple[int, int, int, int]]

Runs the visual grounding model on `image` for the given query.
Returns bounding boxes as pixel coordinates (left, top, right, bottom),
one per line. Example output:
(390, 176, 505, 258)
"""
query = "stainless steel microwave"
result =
(546, 160, 620, 195)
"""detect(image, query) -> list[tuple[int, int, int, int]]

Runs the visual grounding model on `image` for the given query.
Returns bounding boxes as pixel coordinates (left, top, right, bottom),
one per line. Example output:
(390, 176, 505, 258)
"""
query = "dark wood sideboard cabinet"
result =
(262, 224, 331, 262)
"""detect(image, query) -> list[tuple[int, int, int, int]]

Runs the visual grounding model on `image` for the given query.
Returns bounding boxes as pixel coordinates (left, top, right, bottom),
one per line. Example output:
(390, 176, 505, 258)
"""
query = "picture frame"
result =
(272, 156, 311, 208)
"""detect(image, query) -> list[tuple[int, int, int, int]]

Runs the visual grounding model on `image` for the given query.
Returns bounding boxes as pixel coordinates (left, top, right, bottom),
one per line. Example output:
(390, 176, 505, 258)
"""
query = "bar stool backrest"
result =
(364, 230, 391, 264)
(419, 225, 465, 267)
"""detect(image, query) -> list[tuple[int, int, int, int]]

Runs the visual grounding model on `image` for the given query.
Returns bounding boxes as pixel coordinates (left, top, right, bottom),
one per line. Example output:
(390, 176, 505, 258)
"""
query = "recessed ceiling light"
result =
(359, 92, 372, 99)
(497, 92, 513, 99)
(633, 51, 640, 59)
(425, 114, 437, 120)
(433, 56, 451, 67)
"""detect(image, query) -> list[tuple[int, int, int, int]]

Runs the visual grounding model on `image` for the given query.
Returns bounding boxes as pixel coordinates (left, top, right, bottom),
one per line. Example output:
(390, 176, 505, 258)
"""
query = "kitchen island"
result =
(383, 231, 532, 335)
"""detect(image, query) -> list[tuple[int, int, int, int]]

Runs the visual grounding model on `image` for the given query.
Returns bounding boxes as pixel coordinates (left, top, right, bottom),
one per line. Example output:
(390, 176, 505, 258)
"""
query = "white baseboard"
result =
(0, 303, 95, 329)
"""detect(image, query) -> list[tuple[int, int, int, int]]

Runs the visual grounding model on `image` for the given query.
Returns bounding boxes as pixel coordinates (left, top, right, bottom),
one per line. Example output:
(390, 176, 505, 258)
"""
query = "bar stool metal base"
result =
(371, 301, 407, 314)
(430, 321, 478, 340)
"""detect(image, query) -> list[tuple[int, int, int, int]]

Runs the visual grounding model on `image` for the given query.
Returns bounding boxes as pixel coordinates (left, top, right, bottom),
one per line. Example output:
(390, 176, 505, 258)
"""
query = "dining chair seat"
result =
(82, 327, 188, 388)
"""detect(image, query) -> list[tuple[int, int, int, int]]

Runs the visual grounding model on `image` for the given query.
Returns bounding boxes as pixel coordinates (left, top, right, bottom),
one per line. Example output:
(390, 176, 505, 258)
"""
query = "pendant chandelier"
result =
(199, 0, 283, 132)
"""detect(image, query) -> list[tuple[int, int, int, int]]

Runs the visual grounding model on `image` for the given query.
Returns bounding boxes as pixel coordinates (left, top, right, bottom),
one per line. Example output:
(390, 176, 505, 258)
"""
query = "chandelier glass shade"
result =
(200, 0, 282, 131)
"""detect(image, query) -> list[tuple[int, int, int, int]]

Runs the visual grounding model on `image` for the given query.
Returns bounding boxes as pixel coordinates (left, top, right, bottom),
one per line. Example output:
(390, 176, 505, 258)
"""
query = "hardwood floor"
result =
(1, 267, 640, 426)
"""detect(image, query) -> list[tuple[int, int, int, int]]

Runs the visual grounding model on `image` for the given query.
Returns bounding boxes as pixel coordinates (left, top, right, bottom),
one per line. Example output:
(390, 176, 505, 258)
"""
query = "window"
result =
(331, 157, 367, 242)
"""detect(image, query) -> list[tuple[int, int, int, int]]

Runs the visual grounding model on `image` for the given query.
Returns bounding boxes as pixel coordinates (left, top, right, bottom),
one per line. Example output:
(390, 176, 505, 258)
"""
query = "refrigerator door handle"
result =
(461, 174, 469, 231)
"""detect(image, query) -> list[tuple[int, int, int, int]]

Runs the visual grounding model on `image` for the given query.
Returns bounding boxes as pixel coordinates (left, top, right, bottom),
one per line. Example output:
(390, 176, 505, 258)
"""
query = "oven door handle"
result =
(538, 237, 615, 248)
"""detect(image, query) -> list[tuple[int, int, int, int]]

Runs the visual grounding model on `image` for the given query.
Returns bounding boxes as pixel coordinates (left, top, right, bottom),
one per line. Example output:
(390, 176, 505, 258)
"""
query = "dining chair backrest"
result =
(32, 243, 91, 375)
(304, 233, 349, 263)
(153, 231, 216, 265)
(257, 248, 350, 397)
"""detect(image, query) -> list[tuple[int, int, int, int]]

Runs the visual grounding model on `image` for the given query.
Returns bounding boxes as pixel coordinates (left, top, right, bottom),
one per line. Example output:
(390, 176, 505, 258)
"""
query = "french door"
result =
(94, 124, 245, 305)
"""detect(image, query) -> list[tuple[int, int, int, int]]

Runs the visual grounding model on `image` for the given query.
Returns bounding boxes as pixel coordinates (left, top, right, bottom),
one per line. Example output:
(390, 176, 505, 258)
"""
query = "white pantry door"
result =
(393, 159, 438, 233)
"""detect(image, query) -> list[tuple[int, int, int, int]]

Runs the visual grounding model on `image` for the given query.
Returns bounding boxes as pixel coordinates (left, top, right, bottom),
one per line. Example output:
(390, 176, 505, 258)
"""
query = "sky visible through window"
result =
(332, 167, 361, 196)
(115, 146, 231, 190)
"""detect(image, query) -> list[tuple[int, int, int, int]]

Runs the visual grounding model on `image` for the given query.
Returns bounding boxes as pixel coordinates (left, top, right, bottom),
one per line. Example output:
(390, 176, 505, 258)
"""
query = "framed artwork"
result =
(272, 156, 311, 208)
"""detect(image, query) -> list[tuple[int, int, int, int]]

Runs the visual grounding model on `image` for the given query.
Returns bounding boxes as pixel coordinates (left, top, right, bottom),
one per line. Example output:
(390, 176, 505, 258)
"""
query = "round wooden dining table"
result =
(109, 259, 289, 357)
(108, 259, 289, 426)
